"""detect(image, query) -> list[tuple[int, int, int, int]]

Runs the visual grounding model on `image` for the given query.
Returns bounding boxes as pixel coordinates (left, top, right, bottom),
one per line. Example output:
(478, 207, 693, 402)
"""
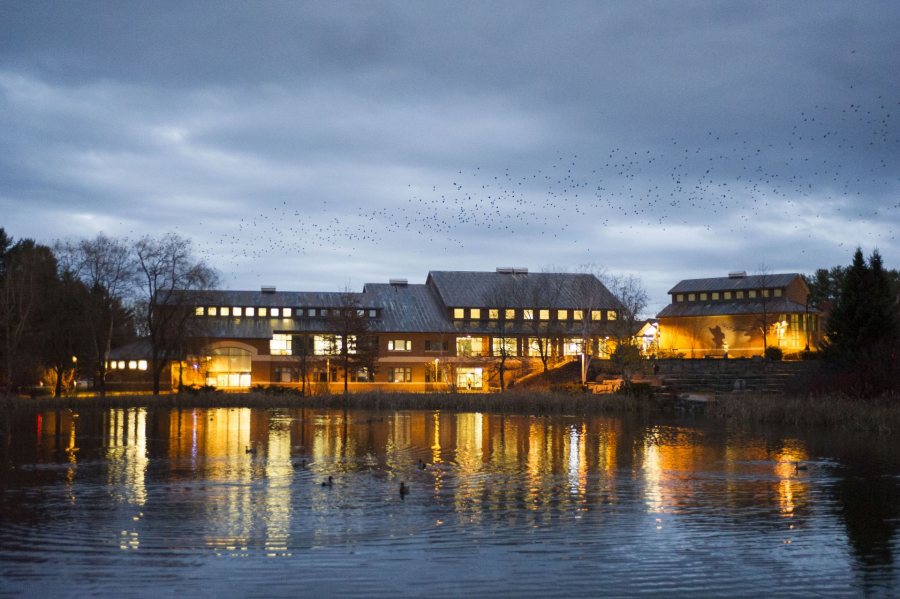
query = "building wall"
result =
(659, 313, 818, 358)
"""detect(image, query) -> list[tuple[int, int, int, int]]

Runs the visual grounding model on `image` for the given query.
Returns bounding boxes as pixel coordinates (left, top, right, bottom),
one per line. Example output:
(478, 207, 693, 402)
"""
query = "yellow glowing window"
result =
(492, 337, 518, 356)
(245, 307, 255, 317)
(470, 308, 481, 319)
(558, 309, 568, 320)
(388, 339, 412, 351)
(607, 310, 617, 321)
(208, 306, 218, 316)
(573, 310, 583, 320)
(712, 292, 720, 300)
(591, 310, 602, 321)
(220, 307, 230, 316)
(523, 309, 534, 320)
(724, 292, 732, 300)
(271, 308, 280, 317)
(453, 308, 465, 319)
(488, 309, 499, 319)
(233, 307, 243, 317)
(505, 309, 515, 320)
(118, 361, 126, 369)
(137, 360, 148, 371)
(283, 308, 292, 317)
(736, 291, 744, 299)
(258, 307, 267, 317)
(109, 361, 117, 369)
(195, 307, 204, 316)
(128, 360, 137, 370)
(688, 294, 696, 301)
(762, 289, 769, 298)
(676, 294, 684, 302)
(774, 288, 783, 297)
(539, 309, 549, 320)
(749, 290, 757, 298)
(699, 293, 708, 301)
(270, 333, 292, 356)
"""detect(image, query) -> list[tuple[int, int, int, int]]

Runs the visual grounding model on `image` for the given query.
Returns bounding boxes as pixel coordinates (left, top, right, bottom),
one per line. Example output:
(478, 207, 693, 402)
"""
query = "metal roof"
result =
(657, 298, 811, 318)
(176, 289, 379, 309)
(426, 271, 621, 310)
(667, 273, 802, 294)
(361, 283, 457, 333)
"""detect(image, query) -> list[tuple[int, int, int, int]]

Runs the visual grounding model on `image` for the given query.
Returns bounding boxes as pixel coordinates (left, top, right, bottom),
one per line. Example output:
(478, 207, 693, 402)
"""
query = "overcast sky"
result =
(2, 1, 898, 314)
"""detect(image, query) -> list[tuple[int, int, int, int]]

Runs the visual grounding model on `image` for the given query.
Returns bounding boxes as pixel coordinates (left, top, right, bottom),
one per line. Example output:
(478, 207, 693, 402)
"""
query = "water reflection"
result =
(1, 407, 898, 595)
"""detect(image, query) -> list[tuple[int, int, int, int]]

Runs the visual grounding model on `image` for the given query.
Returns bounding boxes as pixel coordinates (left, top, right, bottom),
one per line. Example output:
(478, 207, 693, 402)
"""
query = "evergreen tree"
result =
(822, 248, 899, 395)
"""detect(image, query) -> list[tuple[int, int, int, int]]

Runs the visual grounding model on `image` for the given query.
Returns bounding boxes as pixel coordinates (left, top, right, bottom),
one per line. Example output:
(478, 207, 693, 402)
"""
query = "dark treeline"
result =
(0, 228, 217, 397)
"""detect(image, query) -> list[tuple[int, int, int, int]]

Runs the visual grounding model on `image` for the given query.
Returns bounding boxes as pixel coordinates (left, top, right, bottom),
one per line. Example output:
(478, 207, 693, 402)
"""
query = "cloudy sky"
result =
(2, 1, 898, 314)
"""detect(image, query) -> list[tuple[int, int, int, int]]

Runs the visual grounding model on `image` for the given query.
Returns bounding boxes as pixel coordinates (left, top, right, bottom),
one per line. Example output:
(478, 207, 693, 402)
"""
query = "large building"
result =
(111, 268, 625, 392)
(656, 271, 821, 358)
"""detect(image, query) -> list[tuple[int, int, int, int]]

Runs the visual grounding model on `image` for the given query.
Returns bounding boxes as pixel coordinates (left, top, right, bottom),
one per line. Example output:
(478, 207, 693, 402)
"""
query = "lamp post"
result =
(71, 355, 78, 398)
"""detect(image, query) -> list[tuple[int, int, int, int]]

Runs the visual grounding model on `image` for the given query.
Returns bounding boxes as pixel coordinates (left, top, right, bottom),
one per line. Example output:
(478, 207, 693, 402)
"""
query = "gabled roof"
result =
(657, 298, 810, 318)
(426, 271, 621, 310)
(361, 283, 456, 333)
(667, 273, 803, 294)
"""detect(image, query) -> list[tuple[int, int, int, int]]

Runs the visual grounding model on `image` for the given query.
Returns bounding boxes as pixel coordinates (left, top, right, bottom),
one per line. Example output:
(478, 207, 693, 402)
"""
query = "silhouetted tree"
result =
(324, 290, 378, 395)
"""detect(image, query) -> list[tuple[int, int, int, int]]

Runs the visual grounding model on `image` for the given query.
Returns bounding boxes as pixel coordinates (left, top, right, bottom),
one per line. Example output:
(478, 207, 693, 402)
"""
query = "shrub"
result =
(764, 346, 783, 361)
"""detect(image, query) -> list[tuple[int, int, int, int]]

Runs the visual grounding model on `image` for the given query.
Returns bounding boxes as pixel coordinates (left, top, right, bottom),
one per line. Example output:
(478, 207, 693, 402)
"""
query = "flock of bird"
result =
(200, 95, 898, 273)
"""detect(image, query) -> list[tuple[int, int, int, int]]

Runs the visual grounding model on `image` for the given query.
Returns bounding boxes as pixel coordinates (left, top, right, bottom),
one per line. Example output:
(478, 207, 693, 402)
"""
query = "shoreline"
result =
(3, 390, 898, 435)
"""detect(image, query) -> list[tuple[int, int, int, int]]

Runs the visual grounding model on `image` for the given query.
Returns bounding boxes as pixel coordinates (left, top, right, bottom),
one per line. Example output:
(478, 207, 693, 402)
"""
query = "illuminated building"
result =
(656, 271, 821, 358)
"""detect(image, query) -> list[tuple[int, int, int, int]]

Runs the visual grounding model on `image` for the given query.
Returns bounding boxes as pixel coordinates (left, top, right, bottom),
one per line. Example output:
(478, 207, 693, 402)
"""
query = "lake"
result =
(1, 406, 898, 597)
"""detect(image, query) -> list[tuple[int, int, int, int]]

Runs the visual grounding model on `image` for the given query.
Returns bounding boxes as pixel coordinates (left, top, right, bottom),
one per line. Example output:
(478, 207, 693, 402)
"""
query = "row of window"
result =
(270, 333, 598, 358)
(106, 360, 149, 371)
(451, 307, 617, 322)
(195, 306, 378, 318)
(673, 288, 784, 303)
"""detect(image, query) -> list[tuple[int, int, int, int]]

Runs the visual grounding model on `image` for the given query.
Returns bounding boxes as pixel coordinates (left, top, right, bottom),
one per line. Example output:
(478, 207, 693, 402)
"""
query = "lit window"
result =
(271, 333, 292, 356)
(749, 290, 757, 298)
(688, 294, 696, 301)
(526, 338, 550, 356)
(573, 310, 583, 320)
(774, 288, 783, 297)
(723, 292, 732, 300)
(539, 309, 550, 320)
(271, 308, 280, 317)
(137, 360, 148, 371)
(762, 289, 769, 298)
(233, 307, 243, 317)
(607, 310, 617, 321)
(368, 309, 377, 318)
(221, 307, 230, 317)
(245, 307, 255, 317)
(470, 308, 481, 320)
(456, 336, 484, 356)
(313, 335, 330, 355)
(488, 309, 499, 319)
(195, 307, 204, 316)
(591, 310, 602, 321)
(676, 294, 684, 302)
(456, 367, 483, 390)
(118, 361, 126, 369)
(128, 360, 137, 370)
(454, 308, 465, 319)
(558, 309, 568, 320)
(258, 307, 267, 317)
(208, 306, 218, 316)
(110, 361, 117, 370)
(505, 309, 515, 320)
(388, 367, 412, 383)
(283, 308, 292, 317)
(492, 337, 518, 356)
(388, 339, 412, 351)
(699, 293, 708, 301)
(357, 309, 365, 316)
(523, 309, 534, 320)
(736, 291, 744, 299)
(563, 338, 584, 356)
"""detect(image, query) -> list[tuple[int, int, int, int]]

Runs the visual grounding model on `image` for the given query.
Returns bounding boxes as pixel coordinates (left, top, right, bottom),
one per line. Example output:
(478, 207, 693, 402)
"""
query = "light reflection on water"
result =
(1, 407, 899, 597)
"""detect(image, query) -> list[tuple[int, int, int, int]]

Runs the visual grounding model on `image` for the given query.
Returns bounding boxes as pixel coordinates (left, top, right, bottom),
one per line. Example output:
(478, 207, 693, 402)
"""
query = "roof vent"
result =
(389, 278, 408, 286)
(513, 267, 528, 274)
(261, 286, 277, 293)
(496, 267, 514, 274)
(728, 271, 747, 279)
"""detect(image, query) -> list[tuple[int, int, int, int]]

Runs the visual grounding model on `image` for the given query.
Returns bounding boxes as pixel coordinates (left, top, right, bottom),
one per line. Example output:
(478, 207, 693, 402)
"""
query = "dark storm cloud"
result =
(1, 1, 898, 313)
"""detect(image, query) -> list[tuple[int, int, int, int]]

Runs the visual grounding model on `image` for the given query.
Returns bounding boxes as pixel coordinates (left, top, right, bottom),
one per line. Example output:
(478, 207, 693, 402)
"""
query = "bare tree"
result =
(753, 265, 775, 354)
(600, 273, 649, 384)
(55, 234, 136, 396)
(573, 264, 613, 385)
(324, 289, 378, 395)
(485, 277, 519, 391)
(134, 234, 219, 395)
(523, 270, 563, 377)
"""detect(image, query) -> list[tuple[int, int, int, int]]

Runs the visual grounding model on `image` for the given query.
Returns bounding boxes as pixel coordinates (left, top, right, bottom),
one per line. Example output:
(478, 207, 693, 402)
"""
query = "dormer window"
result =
(470, 308, 481, 320)
(558, 309, 568, 320)
(675, 294, 684, 303)
(723, 292, 732, 300)
(711, 292, 719, 300)
(699, 293, 708, 301)
(453, 308, 465, 319)
(258, 307, 268, 317)
(774, 288, 783, 297)
(488, 309, 499, 319)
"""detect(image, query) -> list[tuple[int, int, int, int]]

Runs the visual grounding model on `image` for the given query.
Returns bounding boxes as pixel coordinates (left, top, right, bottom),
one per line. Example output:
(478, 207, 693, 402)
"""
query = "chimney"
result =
(727, 271, 747, 279)
(261, 286, 276, 293)
(389, 278, 408, 286)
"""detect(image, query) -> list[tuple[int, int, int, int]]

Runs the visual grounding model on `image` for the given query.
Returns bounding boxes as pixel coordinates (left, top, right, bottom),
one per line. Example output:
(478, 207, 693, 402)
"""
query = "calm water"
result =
(1, 407, 899, 597)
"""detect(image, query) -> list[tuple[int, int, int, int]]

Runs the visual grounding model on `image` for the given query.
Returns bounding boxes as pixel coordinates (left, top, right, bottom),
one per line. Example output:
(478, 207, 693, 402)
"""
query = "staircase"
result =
(657, 359, 810, 395)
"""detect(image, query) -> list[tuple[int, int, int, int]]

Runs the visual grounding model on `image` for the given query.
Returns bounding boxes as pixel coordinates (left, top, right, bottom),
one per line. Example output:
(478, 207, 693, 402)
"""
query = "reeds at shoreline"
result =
(2, 389, 898, 435)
